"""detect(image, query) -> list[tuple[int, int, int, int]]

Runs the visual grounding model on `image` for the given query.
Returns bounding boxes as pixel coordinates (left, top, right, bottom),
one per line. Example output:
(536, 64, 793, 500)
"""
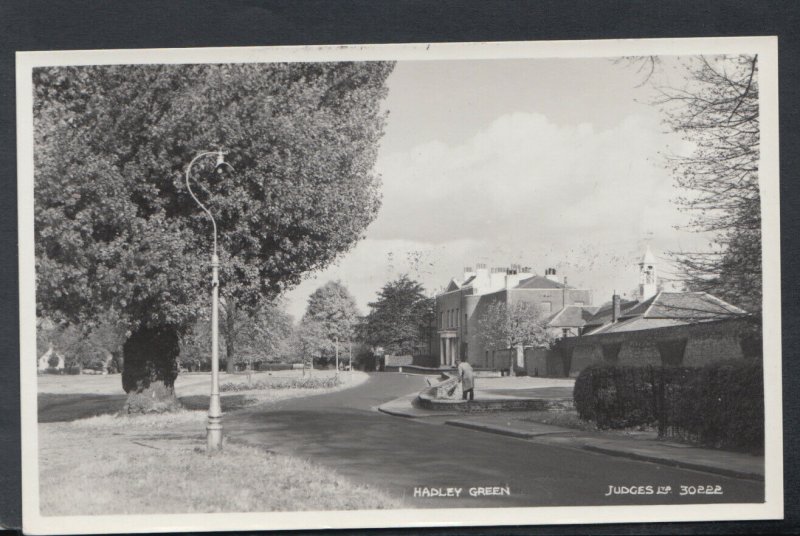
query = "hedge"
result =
(220, 375, 342, 392)
(574, 361, 764, 453)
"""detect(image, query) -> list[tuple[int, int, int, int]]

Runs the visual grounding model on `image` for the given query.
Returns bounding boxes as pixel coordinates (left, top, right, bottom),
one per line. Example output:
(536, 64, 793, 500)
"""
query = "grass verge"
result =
(519, 409, 660, 437)
(39, 410, 400, 515)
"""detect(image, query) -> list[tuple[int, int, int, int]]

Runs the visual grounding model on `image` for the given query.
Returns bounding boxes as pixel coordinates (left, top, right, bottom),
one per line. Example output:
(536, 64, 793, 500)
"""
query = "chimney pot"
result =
(612, 294, 621, 323)
(545, 267, 560, 282)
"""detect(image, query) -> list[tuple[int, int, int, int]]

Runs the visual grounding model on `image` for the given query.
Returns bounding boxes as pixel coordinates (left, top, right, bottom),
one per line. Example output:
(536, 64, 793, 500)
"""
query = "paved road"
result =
(225, 373, 764, 508)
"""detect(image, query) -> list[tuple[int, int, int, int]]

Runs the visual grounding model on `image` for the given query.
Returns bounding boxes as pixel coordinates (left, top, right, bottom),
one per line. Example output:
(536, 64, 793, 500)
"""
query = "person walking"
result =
(456, 358, 475, 401)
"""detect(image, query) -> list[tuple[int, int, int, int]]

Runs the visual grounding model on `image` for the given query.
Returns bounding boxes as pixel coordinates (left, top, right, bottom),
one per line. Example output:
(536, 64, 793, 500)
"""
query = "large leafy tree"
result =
(365, 275, 434, 355)
(34, 62, 393, 411)
(477, 300, 551, 374)
(303, 280, 358, 365)
(292, 318, 329, 371)
(182, 301, 294, 371)
(234, 302, 295, 368)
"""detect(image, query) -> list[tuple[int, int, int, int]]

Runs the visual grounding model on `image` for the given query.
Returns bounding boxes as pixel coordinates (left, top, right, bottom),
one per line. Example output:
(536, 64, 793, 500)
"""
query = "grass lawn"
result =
(39, 411, 401, 515)
(38, 370, 369, 422)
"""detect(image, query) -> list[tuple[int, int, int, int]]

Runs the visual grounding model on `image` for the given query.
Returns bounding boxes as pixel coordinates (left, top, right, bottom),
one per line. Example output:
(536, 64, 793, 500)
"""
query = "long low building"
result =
(526, 292, 756, 377)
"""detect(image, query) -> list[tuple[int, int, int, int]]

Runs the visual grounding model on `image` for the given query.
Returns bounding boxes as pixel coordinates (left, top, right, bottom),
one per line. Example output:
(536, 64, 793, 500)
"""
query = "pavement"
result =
(378, 374, 765, 482)
(225, 372, 763, 508)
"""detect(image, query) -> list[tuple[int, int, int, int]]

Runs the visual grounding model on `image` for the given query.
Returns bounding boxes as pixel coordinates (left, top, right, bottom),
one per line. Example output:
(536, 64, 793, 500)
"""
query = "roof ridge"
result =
(642, 291, 662, 318)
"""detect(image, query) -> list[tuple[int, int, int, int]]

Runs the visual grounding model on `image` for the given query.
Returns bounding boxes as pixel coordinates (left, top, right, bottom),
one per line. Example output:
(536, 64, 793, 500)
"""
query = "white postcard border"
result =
(17, 36, 783, 534)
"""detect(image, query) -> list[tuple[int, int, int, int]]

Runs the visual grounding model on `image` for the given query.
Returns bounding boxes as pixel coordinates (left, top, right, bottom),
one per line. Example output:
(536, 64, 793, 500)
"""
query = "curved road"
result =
(225, 373, 764, 508)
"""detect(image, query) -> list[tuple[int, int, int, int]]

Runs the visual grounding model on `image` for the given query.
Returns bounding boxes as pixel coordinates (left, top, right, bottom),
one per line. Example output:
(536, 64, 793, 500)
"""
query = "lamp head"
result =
(215, 151, 227, 175)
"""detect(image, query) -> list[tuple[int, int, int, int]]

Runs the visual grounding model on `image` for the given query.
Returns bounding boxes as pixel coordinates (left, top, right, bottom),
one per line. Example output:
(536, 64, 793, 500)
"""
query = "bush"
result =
(670, 361, 764, 452)
(220, 375, 342, 392)
(256, 362, 294, 372)
(574, 361, 764, 453)
(574, 365, 660, 428)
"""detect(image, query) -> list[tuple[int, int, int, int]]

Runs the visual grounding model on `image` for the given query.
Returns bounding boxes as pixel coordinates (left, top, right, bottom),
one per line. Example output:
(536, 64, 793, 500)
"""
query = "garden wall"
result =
(557, 317, 759, 377)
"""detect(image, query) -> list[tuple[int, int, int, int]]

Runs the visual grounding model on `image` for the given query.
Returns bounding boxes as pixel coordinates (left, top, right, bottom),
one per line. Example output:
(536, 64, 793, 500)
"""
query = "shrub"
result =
(574, 365, 659, 428)
(574, 361, 764, 453)
(670, 361, 763, 452)
(256, 363, 294, 372)
(220, 375, 342, 392)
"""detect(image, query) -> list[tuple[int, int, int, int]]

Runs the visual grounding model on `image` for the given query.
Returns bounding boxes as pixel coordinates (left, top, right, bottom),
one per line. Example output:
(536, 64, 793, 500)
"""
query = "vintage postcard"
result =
(17, 37, 782, 534)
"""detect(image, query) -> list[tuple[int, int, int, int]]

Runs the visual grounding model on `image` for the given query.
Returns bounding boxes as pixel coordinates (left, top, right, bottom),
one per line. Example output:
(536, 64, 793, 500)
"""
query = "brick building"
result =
(434, 263, 593, 368)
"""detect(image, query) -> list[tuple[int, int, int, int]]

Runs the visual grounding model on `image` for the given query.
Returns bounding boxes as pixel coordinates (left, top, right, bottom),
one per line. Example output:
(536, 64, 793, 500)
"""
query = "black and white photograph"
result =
(17, 38, 782, 533)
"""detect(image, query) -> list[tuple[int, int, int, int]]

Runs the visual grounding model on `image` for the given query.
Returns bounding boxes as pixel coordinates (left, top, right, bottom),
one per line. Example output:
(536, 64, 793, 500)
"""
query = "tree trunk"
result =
(514, 344, 525, 376)
(225, 297, 236, 374)
(121, 325, 181, 414)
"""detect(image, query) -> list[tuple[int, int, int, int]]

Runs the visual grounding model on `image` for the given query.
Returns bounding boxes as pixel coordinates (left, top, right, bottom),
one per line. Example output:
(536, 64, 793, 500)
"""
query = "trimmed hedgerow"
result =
(220, 375, 342, 392)
(669, 361, 764, 452)
(574, 361, 764, 453)
(573, 364, 660, 429)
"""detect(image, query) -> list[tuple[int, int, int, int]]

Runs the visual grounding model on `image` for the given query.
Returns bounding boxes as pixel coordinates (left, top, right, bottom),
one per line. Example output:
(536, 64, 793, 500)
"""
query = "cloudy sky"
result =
(283, 56, 708, 319)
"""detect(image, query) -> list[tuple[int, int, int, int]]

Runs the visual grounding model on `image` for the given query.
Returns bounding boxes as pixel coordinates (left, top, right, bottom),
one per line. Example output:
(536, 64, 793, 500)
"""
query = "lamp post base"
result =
(206, 393, 223, 453)
(206, 423, 223, 453)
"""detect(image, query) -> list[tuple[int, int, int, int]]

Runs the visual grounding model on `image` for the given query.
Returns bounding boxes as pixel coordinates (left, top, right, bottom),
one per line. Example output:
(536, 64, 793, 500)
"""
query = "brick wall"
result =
(558, 317, 757, 377)
(524, 347, 548, 376)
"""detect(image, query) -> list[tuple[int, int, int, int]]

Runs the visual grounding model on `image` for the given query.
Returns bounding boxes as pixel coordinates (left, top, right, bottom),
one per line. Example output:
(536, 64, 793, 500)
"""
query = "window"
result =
(456, 308, 459, 327)
(574, 301, 584, 306)
(440, 312, 444, 329)
(541, 301, 552, 313)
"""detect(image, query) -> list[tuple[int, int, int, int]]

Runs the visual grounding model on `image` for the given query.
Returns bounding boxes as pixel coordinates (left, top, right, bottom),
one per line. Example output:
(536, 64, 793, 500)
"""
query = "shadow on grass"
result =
(38, 393, 254, 423)
(38, 393, 128, 423)
(179, 395, 254, 412)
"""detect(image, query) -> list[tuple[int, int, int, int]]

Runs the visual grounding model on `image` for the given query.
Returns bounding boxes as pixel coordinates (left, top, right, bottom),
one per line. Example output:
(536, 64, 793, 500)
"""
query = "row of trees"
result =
(37, 316, 125, 373)
(36, 273, 440, 375)
(295, 276, 438, 369)
(37, 273, 557, 375)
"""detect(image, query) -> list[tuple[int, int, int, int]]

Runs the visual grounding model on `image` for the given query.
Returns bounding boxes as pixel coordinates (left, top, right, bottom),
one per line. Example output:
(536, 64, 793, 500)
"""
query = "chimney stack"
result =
(489, 267, 507, 291)
(463, 266, 476, 281)
(612, 294, 621, 323)
(545, 267, 559, 283)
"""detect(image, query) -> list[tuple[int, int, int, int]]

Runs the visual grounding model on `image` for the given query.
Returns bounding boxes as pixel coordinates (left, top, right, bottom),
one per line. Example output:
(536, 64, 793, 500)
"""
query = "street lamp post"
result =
(185, 149, 234, 454)
(335, 336, 339, 375)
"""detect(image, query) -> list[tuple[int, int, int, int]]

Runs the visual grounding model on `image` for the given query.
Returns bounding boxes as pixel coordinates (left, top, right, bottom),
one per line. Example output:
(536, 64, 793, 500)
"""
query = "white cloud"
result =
(373, 112, 690, 245)
(284, 110, 708, 317)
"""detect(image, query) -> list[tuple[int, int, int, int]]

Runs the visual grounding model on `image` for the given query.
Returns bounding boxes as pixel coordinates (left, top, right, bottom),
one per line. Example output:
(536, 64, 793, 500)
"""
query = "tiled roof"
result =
(623, 291, 746, 320)
(547, 305, 600, 328)
(516, 275, 564, 289)
(461, 275, 476, 286)
(582, 291, 747, 336)
(588, 316, 688, 335)
(444, 279, 461, 292)
(585, 298, 639, 327)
